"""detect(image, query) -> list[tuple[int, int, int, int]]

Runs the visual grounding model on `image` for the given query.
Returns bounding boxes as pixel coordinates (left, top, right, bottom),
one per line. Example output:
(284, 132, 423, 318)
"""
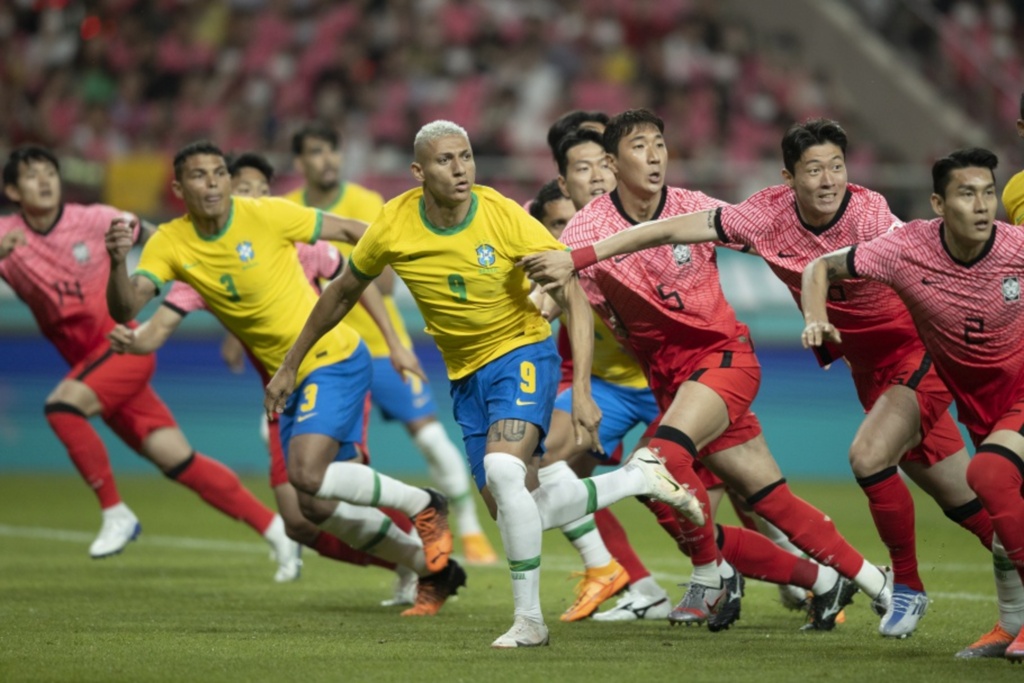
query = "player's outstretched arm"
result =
(264, 265, 370, 416)
(800, 247, 852, 349)
(518, 209, 719, 287)
(107, 305, 185, 355)
(317, 214, 368, 244)
(105, 218, 157, 322)
(358, 280, 426, 381)
(547, 277, 602, 450)
(0, 229, 27, 261)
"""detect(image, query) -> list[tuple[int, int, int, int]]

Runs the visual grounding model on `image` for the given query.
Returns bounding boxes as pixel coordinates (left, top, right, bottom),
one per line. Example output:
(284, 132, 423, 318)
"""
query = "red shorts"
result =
(851, 350, 964, 466)
(266, 393, 374, 488)
(70, 347, 177, 452)
(972, 394, 1024, 448)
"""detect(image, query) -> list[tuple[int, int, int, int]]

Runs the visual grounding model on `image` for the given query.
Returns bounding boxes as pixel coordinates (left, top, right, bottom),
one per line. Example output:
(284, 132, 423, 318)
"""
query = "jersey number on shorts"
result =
(299, 384, 318, 412)
(447, 274, 468, 303)
(520, 361, 536, 394)
(219, 274, 242, 302)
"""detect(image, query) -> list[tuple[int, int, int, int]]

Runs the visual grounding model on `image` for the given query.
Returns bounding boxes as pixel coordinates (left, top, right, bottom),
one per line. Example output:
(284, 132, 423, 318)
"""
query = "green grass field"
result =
(0, 473, 1018, 682)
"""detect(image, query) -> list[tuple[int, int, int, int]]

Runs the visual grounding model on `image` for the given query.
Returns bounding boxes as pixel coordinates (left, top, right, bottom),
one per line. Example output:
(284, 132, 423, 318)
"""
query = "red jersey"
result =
(562, 187, 757, 396)
(0, 204, 139, 365)
(851, 218, 1024, 436)
(715, 184, 918, 371)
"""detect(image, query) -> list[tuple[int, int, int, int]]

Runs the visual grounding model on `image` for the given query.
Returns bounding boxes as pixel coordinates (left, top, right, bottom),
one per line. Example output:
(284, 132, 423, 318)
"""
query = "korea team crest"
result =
(476, 244, 496, 267)
(236, 241, 255, 263)
(672, 244, 691, 266)
(72, 241, 90, 265)
(1003, 276, 1020, 303)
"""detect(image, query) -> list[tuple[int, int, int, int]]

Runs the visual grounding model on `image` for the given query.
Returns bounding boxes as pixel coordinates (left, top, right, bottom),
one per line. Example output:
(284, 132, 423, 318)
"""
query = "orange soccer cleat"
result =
(560, 559, 630, 622)
(412, 488, 453, 574)
(461, 532, 499, 566)
(401, 559, 467, 617)
(954, 623, 1015, 659)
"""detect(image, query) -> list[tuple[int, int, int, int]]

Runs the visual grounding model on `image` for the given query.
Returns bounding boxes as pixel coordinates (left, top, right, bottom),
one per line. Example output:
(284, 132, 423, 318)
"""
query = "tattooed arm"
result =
(800, 247, 852, 348)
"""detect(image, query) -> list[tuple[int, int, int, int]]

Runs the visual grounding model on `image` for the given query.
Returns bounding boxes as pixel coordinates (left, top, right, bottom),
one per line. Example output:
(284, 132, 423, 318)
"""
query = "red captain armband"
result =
(570, 245, 598, 272)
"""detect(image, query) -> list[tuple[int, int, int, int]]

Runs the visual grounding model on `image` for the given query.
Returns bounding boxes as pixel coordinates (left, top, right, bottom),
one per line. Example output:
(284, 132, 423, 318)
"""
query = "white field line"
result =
(0, 523, 997, 604)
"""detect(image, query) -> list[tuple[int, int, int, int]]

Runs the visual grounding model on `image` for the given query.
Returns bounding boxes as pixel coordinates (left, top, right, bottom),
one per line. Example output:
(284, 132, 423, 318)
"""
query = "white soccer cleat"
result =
(381, 565, 419, 607)
(89, 505, 142, 558)
(870, 566, 895, 618)
(491, 616, 550, 649)
(592, 587, 671, 621)
(778, 583, 811, 612)
(264, 515, 302, 583)
(627, 447, 705, 526)
(878, 585, 928, 638)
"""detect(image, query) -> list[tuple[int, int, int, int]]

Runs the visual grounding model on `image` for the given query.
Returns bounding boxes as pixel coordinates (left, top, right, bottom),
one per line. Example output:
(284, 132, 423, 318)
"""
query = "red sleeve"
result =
(162, 281, 207, 316)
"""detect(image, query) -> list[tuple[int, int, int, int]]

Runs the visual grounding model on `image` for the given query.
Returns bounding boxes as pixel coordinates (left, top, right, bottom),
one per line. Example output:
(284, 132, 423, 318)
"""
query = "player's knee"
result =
(847, 435, 893, 478)
(483, 452, 527, 502)
(283, 517, 319, 545)
(965, 448, 1022, 498)
(287, 460, 325, 496)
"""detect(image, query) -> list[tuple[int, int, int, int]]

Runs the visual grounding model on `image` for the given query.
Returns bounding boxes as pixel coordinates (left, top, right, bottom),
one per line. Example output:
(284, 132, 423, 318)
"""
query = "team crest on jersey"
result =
(476, 244, 496, 267)
(236, 241, 255, 263)
(72, 241, 90, 265)
(1003, 276, 1020, 303)
(672, 244, 691, 266)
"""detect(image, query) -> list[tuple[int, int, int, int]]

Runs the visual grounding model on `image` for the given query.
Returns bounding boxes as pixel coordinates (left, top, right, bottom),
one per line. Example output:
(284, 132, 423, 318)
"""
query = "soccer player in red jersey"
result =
(802, 147, 1024, 660)
(0, 145, 299, 573)
(521, 110, 893, 632)
(528, 119, 995, 637)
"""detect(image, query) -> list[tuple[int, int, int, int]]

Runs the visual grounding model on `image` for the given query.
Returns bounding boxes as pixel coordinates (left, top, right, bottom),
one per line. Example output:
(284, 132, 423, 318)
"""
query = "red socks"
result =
(943, 497, 994, 550)
(594, 508, 651, 581)
(750, 480, 866, 579)
(311, 532, 396, 570)
(857, 467, 922, 591)
(45, 403, 121, 509)
(967, 447, 1024, 584)
(168, 453, 275, 533)
(718, 524, 818, 588)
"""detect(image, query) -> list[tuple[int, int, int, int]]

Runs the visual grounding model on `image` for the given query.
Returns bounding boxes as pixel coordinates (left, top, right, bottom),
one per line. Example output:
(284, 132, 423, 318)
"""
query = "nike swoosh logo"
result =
(515, 399, 536, 406)
(776, 252, 798, 258)
(921, 278, 935, 285)
(183, 262, 199, 270)
(705, 593, 724, 612)
(296, 413, 317, 422)
(612, 254, 630, 263)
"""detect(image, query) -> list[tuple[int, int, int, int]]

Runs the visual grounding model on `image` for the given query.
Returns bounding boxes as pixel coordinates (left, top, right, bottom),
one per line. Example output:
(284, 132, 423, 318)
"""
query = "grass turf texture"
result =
(0, 473, 1018, 682)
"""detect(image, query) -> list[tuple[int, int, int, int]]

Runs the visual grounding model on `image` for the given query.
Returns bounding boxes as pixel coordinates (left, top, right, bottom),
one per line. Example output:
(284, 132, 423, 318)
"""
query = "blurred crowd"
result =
(0, 0, 1019, 215)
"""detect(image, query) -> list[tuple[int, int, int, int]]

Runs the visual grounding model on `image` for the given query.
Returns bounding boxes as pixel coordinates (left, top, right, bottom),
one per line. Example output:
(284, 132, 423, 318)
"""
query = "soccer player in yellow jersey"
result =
(106, 141, 465, 616)
(1002, 93, 1024, 225)
(266, 120, 701, 648)
(284, 123, 497, 565)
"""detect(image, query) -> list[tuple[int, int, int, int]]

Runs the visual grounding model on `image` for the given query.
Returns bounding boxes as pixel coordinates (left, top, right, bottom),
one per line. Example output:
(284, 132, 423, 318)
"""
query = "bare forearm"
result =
(553, 282, 594, 394)
(801, 259, 831, 324)
(106, 264, 141, 323)
(358, 282, 403, 351)
(593, 210, 716, 262)
(318, 216, 368, 244)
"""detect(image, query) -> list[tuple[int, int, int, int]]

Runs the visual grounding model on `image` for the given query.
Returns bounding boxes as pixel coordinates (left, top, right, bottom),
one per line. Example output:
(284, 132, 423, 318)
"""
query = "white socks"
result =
(485, 452, 543, 623)
(993, 534, 1024, 633)
(853, 561, 887, 598)
(315, 461, 430, 517)
(414, 421, 483, 535)
(532, 461, 648, 530)
(318, 501, 426, 575)
(537, 461, 611, 569)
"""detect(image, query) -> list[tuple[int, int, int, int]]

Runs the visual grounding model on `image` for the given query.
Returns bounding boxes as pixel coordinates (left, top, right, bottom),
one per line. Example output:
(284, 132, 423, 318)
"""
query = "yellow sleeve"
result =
(134, 228, 177, 292)
(1003, 171, 1024, 226)
(503, 198, 567, 257)
(349, 219, 392, 281)
(261, 197, 324, 245)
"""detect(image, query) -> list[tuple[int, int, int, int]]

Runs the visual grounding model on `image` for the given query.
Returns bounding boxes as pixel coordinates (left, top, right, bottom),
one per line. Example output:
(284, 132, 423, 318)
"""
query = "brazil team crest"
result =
(236, 241, 255, 263)
(476, 244, 496, 267)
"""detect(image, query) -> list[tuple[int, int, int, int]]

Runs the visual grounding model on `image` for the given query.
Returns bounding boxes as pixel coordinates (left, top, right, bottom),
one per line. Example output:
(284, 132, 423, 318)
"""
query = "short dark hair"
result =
(529, 179, 566, 222)
(3, 145, 60, 188)
(228, 152, 275, 183)
(931, 147, 998, 196)
(173, 140, 226, 181)
(555, 128, 605, 177)
(602, 109, 664, 156)
(547, 110, 609, 158)
(781, 119, 848, 174)
(291, 122, 340, 156)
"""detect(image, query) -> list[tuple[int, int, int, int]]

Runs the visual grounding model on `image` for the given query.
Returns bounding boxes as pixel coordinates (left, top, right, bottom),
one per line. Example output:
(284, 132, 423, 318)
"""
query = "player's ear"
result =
(3, 184, 20, 204)
(410, 161, 425, 183)
(171, 179, 184, 201)
(781, 168, 794, 187)
(930, 192, 945, 218)
(557, 176, 569, 199)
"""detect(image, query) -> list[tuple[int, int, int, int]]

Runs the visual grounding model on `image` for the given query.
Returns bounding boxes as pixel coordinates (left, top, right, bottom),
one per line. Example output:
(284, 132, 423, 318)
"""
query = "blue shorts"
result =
(370, 356, 437, 423)
(279, 343, 371, 464)
(554, 377, 659, 463)
(450, 339, 560, 490)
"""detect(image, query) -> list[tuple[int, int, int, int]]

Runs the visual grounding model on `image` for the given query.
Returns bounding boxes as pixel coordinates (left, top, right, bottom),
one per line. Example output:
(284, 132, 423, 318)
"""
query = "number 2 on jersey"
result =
(220, 274, 242, 302)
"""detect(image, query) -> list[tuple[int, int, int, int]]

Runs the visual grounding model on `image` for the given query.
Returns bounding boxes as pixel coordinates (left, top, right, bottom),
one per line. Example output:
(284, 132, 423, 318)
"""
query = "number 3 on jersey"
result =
(220, 273, 242, 302)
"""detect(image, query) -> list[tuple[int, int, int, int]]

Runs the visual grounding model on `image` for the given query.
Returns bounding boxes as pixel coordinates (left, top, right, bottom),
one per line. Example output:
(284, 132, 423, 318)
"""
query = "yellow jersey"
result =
(282, 183, 412, 357)
(350, 185, 563, 380)
(135, 196, 362, 382)
(592, 314, 648, 388)
(1004, 170, 1024, 225)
